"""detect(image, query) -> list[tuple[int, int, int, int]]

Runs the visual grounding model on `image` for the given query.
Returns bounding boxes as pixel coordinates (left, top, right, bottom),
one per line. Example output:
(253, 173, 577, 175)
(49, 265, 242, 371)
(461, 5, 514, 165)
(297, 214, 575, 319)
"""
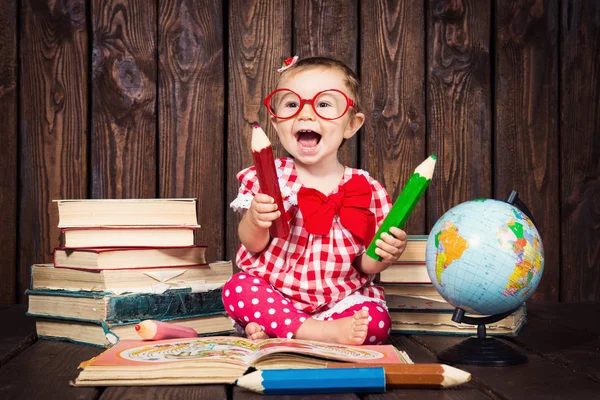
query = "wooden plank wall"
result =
(495, 1, 560, 301)
(560, 1, 600, 301)
(0, 0, 18, 306)
(0, 0, 597, 305)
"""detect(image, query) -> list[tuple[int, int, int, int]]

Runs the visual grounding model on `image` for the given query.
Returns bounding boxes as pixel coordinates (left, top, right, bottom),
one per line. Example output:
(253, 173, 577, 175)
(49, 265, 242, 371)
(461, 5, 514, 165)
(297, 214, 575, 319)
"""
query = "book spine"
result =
(61, 226, 199, 231)
(388, 308, 455, 314)
(26, 288, 108, 298)
(29, 265, 34, 290)
(384, 299, 454, 311)
(391, 261, 426, 265)
(378, 280, 432, 284)
(52, 263, 209, 271)
(56, 245, 204, 252)
(105, 289, 226, 323)
(36, 334, 108, 348)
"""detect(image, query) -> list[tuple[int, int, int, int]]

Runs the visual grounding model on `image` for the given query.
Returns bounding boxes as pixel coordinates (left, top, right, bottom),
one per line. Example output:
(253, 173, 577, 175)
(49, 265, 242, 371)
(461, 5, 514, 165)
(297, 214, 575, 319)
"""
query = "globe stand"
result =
(437, 307, 528, 367)
(506, 190, 537, 226)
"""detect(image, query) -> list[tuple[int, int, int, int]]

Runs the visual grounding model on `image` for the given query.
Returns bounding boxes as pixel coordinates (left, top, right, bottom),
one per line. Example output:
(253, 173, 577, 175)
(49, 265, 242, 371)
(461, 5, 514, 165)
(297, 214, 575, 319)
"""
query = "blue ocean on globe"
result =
(425, 199, 544, 316)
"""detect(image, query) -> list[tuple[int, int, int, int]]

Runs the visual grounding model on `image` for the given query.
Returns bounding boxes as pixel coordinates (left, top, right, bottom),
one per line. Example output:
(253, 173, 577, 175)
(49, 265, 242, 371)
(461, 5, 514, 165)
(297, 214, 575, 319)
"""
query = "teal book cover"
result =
(26, 288, 225, 324)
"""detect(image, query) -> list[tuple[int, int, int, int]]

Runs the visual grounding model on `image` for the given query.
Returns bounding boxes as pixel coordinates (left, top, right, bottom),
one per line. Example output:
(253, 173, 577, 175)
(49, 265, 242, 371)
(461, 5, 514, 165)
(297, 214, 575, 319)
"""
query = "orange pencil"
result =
(326, 363, 471, 388)
(135, 320, 198, 340)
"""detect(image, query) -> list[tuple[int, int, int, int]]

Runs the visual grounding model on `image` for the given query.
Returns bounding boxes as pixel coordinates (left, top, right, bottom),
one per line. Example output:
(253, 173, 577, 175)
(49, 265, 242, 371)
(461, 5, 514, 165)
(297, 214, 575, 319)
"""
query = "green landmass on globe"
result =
(426, 199, 544, 316)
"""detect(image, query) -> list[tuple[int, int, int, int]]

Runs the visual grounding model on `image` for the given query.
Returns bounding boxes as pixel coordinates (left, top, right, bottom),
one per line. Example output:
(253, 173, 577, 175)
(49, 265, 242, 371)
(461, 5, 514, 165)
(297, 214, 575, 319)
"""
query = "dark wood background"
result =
(0, 0, 597, 305)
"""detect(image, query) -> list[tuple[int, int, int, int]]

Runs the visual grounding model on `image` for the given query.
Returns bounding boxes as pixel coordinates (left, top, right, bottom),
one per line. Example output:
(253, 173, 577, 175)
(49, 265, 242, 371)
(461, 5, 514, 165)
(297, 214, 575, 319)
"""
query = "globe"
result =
(425, 198, 544, 316)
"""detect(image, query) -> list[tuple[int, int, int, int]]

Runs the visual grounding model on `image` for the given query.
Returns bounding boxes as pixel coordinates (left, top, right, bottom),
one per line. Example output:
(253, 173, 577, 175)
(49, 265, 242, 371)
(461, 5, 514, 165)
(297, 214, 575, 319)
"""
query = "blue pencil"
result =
(235, 367, 386, 395)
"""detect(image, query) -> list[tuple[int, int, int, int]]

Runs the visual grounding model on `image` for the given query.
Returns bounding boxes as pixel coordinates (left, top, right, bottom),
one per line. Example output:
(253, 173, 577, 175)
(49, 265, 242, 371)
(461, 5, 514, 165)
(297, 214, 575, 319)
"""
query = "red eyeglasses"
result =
(264, 88, 356, 120)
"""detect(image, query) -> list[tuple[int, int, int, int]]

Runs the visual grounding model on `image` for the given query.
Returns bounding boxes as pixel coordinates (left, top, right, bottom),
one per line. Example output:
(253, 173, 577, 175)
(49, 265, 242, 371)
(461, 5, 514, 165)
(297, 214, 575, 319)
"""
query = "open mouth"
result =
(296, 130, 321, 148)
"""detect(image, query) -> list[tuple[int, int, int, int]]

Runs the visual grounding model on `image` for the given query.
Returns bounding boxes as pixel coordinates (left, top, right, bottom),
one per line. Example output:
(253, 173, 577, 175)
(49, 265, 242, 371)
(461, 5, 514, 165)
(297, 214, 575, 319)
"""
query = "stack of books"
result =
(26, 199, 234, 347)
(379, 235, 526, 336)
(379, 235, 430, 285)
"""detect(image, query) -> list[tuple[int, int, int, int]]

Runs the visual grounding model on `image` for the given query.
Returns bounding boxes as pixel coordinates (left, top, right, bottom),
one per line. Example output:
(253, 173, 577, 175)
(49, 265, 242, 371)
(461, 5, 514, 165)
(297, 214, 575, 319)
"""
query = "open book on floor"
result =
(72, 336, 413, 386)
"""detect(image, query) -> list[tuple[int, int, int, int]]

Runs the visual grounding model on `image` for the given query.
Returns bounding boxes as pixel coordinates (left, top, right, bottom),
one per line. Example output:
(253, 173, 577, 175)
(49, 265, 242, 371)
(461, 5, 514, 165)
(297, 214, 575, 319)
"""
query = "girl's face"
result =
(269, 68, 364, 168)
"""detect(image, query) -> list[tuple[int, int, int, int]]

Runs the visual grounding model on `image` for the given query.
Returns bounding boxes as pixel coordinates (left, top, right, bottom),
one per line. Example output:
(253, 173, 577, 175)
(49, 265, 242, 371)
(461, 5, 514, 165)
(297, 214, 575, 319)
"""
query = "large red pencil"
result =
(251, 124, 290, 238)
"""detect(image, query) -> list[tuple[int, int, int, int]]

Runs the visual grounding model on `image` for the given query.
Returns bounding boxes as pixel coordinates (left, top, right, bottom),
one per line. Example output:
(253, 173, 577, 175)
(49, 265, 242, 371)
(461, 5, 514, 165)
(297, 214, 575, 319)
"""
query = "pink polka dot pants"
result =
(222, 272, 391, 344)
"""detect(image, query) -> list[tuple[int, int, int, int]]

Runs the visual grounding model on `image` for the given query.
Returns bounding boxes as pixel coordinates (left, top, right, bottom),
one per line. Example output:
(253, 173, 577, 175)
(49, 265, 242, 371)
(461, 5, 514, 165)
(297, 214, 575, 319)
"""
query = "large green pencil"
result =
(367, 155, 437, 261)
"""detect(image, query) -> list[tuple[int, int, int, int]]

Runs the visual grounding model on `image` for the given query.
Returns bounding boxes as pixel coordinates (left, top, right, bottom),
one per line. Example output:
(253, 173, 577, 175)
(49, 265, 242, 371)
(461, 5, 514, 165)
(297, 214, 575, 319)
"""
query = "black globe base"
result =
(437, 307, 529, 367)
(437, 336, 528, 367)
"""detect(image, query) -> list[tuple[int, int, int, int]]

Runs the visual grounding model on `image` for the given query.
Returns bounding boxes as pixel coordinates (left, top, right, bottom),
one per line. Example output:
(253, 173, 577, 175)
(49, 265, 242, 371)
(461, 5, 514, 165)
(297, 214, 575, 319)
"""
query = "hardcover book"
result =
(389, 305, 527, 336)
(54, 198, 199, 227)
(26, 288, 225, 323)
(384, 292, 454, 311)
(61, 226, 197, 248)
(379, 262, 431, 284)
(383, 284, 453, 311)
(72, 336, 413, 386)
(383, 284, 441, 296)
(396, 235, 428, 262)
(30, 261, 232, 294)
(377, 235, 430, 284)
(35, 312, 234, 347)
(53, 246, 207, 271)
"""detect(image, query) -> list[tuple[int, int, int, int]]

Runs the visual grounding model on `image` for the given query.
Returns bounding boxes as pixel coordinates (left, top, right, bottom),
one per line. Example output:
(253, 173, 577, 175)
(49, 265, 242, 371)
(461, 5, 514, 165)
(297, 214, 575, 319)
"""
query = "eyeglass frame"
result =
(263, 88, 357, 121)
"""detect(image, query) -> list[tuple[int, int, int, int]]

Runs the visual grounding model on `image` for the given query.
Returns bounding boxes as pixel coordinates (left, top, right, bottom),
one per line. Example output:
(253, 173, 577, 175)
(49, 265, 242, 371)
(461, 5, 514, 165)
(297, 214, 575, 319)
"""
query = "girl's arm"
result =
(238, 210, 270, 252)
(238, 193, 280, 253)
(353, 252, 390, 275)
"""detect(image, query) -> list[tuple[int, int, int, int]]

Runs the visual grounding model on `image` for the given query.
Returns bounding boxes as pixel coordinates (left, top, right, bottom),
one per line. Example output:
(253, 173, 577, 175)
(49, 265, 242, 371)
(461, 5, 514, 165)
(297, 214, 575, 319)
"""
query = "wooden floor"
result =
(1, 302, 599, 399)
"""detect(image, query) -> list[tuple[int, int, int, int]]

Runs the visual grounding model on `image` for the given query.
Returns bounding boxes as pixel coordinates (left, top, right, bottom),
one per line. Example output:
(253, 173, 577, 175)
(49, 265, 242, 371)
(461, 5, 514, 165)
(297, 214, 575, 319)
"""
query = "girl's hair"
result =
(277, 57, 362, 112)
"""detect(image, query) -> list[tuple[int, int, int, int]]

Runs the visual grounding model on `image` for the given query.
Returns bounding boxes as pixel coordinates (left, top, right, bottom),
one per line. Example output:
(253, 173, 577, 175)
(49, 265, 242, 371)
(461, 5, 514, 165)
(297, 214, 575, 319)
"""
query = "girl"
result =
(225, 57, 406, 345)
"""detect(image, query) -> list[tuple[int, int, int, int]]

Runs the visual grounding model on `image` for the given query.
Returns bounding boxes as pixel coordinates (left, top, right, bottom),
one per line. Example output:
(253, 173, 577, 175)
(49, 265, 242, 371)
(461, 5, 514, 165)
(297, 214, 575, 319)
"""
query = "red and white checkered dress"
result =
(230, 157, 392, 316)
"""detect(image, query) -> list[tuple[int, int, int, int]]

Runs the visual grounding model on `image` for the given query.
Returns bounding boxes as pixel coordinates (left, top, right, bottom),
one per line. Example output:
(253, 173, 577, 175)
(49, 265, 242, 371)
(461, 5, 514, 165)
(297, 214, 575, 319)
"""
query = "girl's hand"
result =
(373, 226, 407, 263)
(247, 193, 281, 229)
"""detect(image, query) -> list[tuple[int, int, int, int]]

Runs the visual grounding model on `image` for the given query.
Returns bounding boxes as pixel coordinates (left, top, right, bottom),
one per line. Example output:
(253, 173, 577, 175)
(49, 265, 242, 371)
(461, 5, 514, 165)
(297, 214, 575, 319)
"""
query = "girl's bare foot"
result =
(294, 309, 369, 345)
(245, 322, 269, 340)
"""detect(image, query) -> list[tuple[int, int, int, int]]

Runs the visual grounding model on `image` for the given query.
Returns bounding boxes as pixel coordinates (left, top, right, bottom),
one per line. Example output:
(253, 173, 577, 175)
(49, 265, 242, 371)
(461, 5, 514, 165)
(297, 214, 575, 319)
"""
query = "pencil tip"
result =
(430, 154, 436, 160)
(441, 364, 471, 387)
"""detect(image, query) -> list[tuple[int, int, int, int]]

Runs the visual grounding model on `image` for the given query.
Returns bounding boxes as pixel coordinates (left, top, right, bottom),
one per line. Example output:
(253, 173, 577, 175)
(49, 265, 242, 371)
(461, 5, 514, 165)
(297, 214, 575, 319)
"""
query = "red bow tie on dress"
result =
(297, 174, 376, 244)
